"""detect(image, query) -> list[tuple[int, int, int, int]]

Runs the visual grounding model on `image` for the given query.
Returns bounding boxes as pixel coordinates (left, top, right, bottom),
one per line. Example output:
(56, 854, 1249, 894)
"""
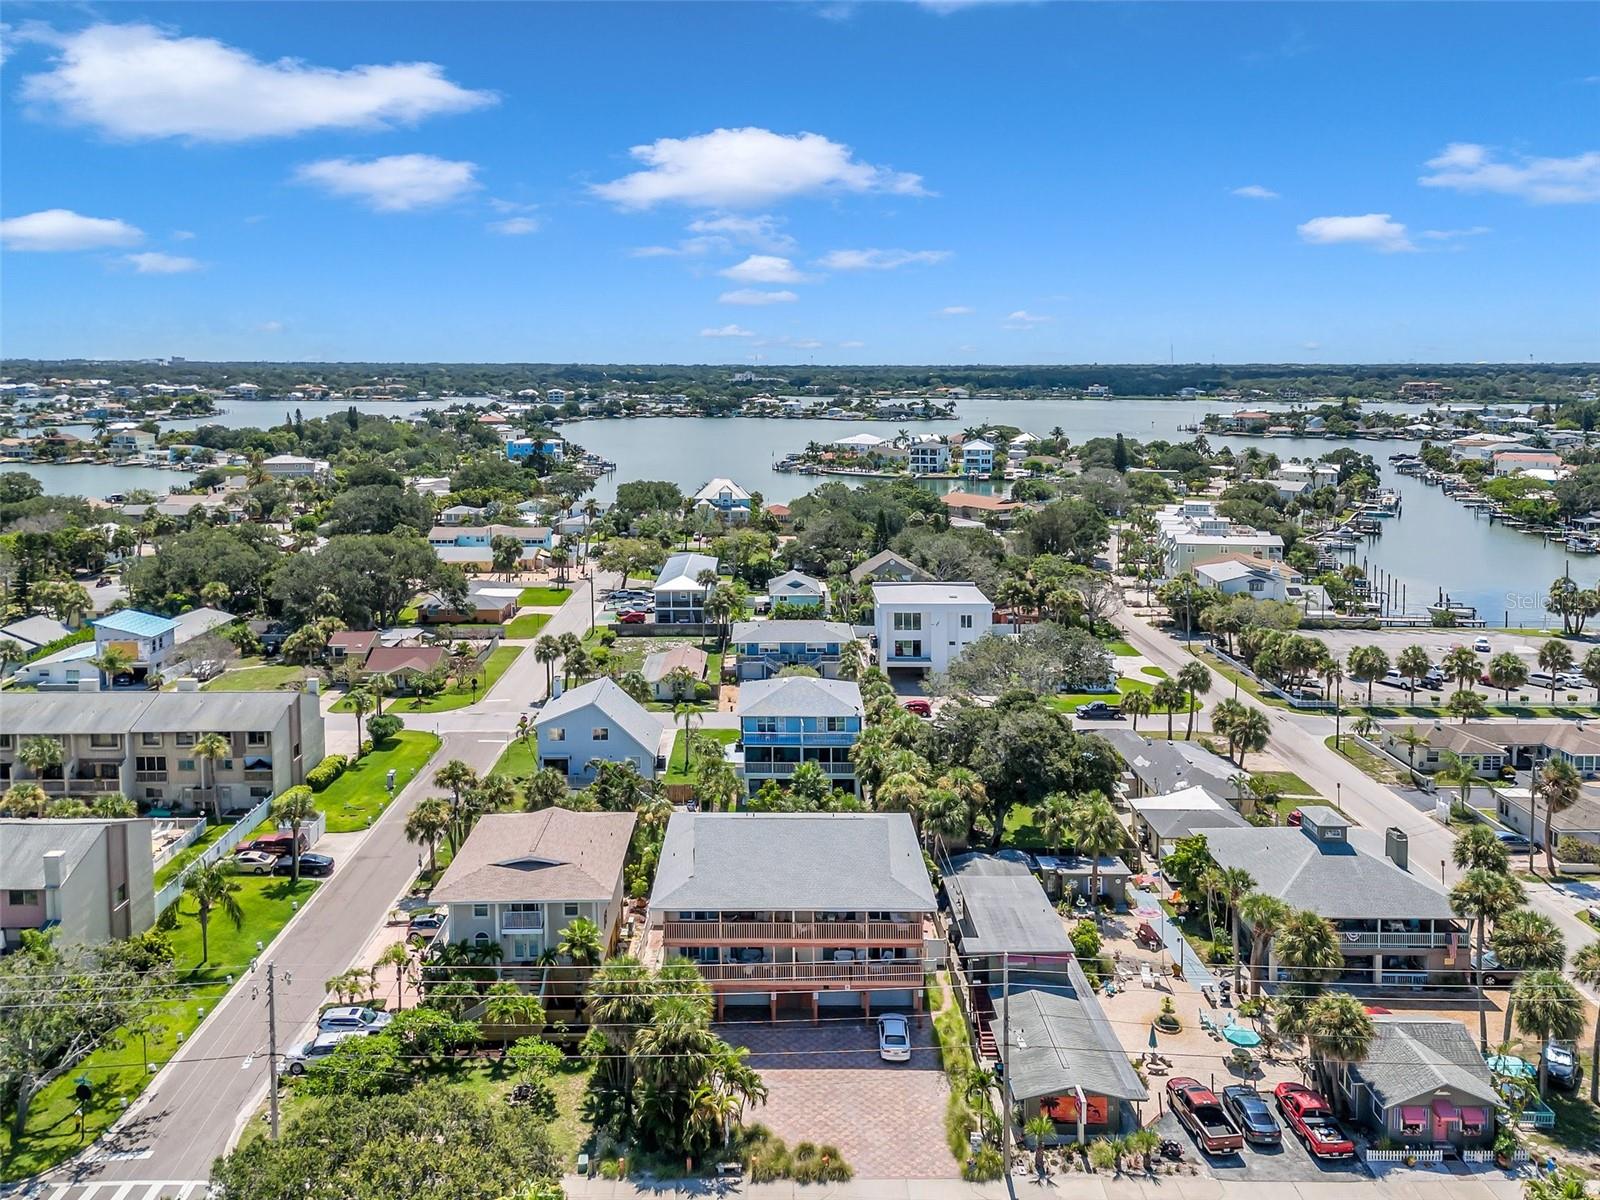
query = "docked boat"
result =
(1567, 533, 1599, 554)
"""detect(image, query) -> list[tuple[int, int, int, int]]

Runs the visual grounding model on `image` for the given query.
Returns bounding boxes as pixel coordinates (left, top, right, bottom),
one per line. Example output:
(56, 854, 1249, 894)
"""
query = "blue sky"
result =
(2, 2, 1596, 365)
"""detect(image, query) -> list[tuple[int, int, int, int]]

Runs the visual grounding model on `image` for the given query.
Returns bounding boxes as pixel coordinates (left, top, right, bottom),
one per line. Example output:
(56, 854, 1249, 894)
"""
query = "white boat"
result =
(1567, 534, 1599, 554)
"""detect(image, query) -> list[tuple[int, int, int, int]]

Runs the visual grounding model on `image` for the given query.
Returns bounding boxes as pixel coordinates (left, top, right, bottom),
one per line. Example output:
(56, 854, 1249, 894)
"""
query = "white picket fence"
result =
(1463, 1148, 1530, 1165)
(1364, 1148, 1444, 1165)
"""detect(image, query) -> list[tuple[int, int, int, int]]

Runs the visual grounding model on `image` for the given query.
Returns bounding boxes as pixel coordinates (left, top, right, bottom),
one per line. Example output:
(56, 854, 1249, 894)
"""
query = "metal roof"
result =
(945, 853, 1073, 957)
(997, 977, 1149, 1105)
(93, 609, 178, 638)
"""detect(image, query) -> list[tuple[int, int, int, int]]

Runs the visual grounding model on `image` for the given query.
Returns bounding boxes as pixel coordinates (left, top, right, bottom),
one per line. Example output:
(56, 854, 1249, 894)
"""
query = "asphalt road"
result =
(25, 576, 603, 1193)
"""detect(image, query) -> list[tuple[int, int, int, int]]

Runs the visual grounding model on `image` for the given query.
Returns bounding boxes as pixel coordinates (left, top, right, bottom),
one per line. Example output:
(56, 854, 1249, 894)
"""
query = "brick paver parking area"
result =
(719, 1017, 955, 1179)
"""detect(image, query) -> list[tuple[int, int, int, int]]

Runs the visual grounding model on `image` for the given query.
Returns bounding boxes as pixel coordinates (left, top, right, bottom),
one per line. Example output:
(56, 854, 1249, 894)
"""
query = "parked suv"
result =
(282, 1030, 365, 1075)
(317, 1006, 393, 1034)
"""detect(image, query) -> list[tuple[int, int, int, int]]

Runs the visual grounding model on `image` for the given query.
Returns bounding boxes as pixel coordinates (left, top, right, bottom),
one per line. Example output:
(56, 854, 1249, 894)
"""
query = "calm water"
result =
(5, 396, 1586, 621)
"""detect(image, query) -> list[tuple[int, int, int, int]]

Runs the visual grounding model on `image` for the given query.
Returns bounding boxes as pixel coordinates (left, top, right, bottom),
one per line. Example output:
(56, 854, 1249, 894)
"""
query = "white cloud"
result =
(593, 127, 926, 209)
(1419, 142, 1600, 204)
(20, 22, 494, 142)
(788, 338, 824, 350)
(258, 320, 284, 333)
(916, 0, 1025, 11)
(817, 247, 949, 270)
(839, 339, 866, 348)
(294, 154, 478, 212)
(488, 216, 540, 236)
(1420, 225, 1492, 241)
(171, 229, 196, 241)
(124, 251, 201, 274)
(1004, 309, 1053, 328)
(719, 254, 807, 284)
(719, 289, 798, 306)
(1296, 213, 1415, 252)
(1232, 184, 1279, 199)
(0, 208, 143, 251)
(700, 324, 756, 338)
(938, 304, 975, 316)
(688, 213, 795, 252)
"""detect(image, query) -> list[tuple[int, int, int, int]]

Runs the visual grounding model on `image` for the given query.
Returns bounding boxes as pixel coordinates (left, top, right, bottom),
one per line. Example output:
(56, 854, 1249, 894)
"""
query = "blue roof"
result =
(94, 609, 179, 638)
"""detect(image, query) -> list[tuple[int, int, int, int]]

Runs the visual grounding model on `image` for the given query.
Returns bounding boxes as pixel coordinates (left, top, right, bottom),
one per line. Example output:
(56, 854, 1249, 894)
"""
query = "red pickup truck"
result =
(1273, 1083, 1355, 1159)
(236, 831, 309, 858)
(1166, 1077, 1244, 1155)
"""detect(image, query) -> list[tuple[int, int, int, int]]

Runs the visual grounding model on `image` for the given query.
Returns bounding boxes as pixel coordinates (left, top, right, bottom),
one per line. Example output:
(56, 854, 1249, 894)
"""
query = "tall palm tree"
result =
(1120, 689, 1151, 732)
(1150, 677, 1187, 739)
(1536, 758, 1582, 876)
(1238, 892, 1291, 995)
(1069, 793, 1124, 909)
(1214, 866, 1257, 993)
(193, 731, 231, 822)
(533, 635, 561, 693)
(1231, 708, 1271, 770)
(404, 795, 452, 874)
(1514, 968, 1585, 1095)
(557, 916, 604, 966)
(1452, 824, 1510, 874)
(346, 688, 373, 760)
(376, 941, 412, 1009)
(270, 785, 318, 885)
(1273, 909, 1342, 988)
(1538, 640, 1576, 706)
(1436, 751, 1485, 817)
(435, 759, 479, 852)
(90, 643, 136, 688)
(1492, 909, 1566, 1045)
(1176, 660, 1211, 739)
(1035, 792, 1075, 856)
(183, 860, 244, 965)
(674, 703, 700, 774)
(1395, 725, 1429, 770)
(1443, 644, 1481, 693)
(1570, 942, 1600, 1104)
(1303, 992, 1375, 1108)
(1451, 868, 1525, 1049)
(1396, 645, 1431, 706)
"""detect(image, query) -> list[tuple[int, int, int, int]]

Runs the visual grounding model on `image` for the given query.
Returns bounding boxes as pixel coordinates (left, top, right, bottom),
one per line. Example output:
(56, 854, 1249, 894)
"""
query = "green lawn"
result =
(1347, 698, 1600, 720)
(316, 731, 442, 832)
(0, 874, 319, 1181)
(332, 646, 524, 714)
(1249, 770, 1320, 798)
(518, 586, 572, 606)
(1324, 734, 1410, 786)
(663, 727, 739, 786)
(490, 736, 539, 782)
(153, 818, 257, 888)
(202, 661, 313, 692)
(506, 612, 550, 639)
(1048, 676, 1197, 713)
(1104, 639, 1138, 656)
(1001, 802, 1047, 850)
(1203, 656, 1286, 707)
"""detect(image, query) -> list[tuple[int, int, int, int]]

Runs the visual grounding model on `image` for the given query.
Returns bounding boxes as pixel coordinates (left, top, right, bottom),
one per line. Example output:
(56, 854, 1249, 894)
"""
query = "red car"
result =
(1166, 1077, 1244, 1155)
(617, 610, 648, 624)
(901, 698, 932, 717)
(1273, 1083, 1355, 1159)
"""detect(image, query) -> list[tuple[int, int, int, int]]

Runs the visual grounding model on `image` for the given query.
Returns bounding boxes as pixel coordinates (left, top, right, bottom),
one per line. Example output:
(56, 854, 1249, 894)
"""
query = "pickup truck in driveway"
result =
(1074, 700, 1124, 720)
(1166, 1077, 1244, 1155)
(1273, 1083, 1355, 1159)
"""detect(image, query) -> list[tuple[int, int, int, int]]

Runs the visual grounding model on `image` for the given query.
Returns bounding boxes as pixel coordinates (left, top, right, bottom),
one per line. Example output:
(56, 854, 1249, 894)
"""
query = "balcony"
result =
(742, 731, 858, 747)
(243, 769, 274, 783)
(663, 918, 922, 945)
(742, 761, 857, 778)
(697, 959, 922, 989)
(500, 911, 545, 931)
(1335, 930, 1456, 952)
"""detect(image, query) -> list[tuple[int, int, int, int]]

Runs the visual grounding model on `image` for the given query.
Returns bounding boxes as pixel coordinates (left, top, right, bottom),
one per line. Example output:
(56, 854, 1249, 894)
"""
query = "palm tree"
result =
(1024, 1113, 1055, 1178)
(1570, 942, 1600, 1103)
(90, 643, 136, 688)
(1035, 792, 1074, 856)
(1442, 644, 1481, 693)
(1120, 689, 1151, 732)
(404, 795, 452, 874)
(1492, 909, 1565, 1044)
(674, 702, 701, 774)
(193, 732, 231, 822)
(1273, 909, 1342, 987)
(270, 785, 318, 885)
(1436, 750, 1485, 818)
(1238, 892, 1291, 995)
(1514, 968, 1585, 1095)
(1487, 651, 1528, 704)
(1069, 793, 1124, 909)
(1538, 639, 1576, 705)
(1214, 866, 1256, 993)
(1346, 645, 1389, 707)
(533, 635, 561, 693)
(346, 688, 373, 760)
(1150, 677, 1187, 739)
(1303, 992, 1375, 1108)
(521, 767, 570, 811)
(1, 782, 48, 817)
(1396, 644, 1431, 705)
(1395, 725, 1429, 771)
(1231, 708, 1270, 770)
(17, 735, 63, 780)
(1536, 758, 1581, 876)
(558, 916, 604, 966)
(1451, 868, 1525, 1049)
(1176, 660, 1211, 739)
(1452, 824, 1510, 874)
(484, 981, 547, 1049)
(435, 759, 479, 852)
(183, 860, 244, 965)
(376, 940, 412, 1010)
(368, 672, 392, 716)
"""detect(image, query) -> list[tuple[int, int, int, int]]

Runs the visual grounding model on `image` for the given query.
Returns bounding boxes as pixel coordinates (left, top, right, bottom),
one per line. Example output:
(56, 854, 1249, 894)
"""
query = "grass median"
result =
(317, 731, 441, 833)
(331, 646, 523, 714)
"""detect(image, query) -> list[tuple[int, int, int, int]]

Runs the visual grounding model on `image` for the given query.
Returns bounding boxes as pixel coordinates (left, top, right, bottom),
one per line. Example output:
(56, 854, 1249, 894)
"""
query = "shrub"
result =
(1557, 836, 1600, 865)
(964, 1146, 1004, 1182)
(589, 647, 610, 668)
(1070, 918, 1102, 959)
(694, 681, 713, 702)
(598, 627, 617, 647)
(306, 754, 348, 792)
(366, 713, 404, 744)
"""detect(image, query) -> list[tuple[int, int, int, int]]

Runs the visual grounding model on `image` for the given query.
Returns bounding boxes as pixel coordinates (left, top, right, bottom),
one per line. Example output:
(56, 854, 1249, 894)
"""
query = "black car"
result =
(274, 852, 335, 877)
(1545, 1042, 1583, 1091)
(1221, 1085, 1281, 1145)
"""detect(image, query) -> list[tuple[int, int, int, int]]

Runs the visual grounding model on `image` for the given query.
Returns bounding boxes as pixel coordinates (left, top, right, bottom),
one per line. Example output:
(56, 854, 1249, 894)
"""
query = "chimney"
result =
(41, 849, 64, 890)
(1385, 826, 1410, 871)
(305, 676, 320, 695)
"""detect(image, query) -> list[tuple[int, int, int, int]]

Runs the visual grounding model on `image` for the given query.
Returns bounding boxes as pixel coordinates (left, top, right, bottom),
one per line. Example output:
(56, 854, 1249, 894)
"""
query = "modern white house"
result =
(92, 609, 179, 686)
(908, 441, 951, 474)
(653, 552, 720, 624)
(0, 818, 156, 950)
(1190, 554, 1330, 611)
(960, 439, 995, 476)
(534, 677, 669, 785)
(766, 569, 828, 612)
(259, 454, 330, 479)
(871, 580, 994, 675)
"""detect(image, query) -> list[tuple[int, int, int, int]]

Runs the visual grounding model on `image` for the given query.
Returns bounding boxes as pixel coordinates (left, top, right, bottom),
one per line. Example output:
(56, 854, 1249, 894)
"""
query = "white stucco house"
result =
(871, 580, 994, 675)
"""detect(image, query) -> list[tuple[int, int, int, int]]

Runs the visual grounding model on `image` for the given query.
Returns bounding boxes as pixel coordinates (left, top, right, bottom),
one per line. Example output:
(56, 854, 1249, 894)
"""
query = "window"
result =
(66, 671, 80, 684)
(247, 732, 268, 746)
(547, 727, 565, 742)
(0, 735, 11, 749)
(959, 614, 974, 629)
(89, 733, 119, 749)
(114, 884, 128, 907)
(175, 732, 195, 747)
(593, 727, 609, 742)
(472, 903, 490, 919)
(564, 903, 580, 918)
(140, 733, 161, 747)
(892, 611, 922, 631)
(473, 932, 490, 947)
(825, 717, 848, 733)
(892, 640, 923, 660)
(135, 755, 166, 773)
(178, 760, 195, 773)
(1248, 580, 1265, 593)
(7, 890, 39, 906)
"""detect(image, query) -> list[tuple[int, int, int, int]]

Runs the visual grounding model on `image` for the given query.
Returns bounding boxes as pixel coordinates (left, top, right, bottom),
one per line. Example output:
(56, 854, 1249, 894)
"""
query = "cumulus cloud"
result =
(1297, 213, 1414, 252)
(1419, 142, 1600, 204)
(700, 324, 756, 338)
(1004, 309, 1053, 328)
(1232, 184, 1279, 199)
(1420, 225, 1492, 241)
(0, 208, 143, 251)
(817, 247, 949, 270)
(593, 127, 926, 209)
(719, 289, 798, 306)
(125, 251, 201, 274)
(171, 229, 196, 241)
(20, 22, 494, 142)
(688, 213, 795, 252)
(293, 154, 478, 211)
(488, 216, 540, 235)
(719, 254, 807, 284)
(938, 305, 975, 316)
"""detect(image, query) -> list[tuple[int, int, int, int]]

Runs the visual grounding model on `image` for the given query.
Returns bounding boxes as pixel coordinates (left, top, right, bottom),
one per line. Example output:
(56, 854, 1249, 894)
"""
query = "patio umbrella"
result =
(1149, 1025, 1159, 1050)
(1485, 1053, 1536, 1079)
(1134, 905, 1162, 918)
(1223, 1025, 1262, 1048)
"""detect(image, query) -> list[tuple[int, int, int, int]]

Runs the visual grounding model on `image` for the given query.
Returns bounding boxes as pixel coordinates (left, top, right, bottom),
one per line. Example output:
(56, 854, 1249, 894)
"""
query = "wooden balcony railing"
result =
(697, 959, 922, 988)
(663, 919, 923, 945)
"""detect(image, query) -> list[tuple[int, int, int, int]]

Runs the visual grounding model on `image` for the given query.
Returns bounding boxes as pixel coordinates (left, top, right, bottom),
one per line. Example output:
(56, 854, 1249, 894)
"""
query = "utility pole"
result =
(266, 961, 280, 1140)
(999, 951, 1012, 1174)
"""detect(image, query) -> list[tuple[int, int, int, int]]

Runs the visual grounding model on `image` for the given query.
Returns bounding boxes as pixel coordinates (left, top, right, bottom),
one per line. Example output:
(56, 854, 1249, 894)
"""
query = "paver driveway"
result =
(719, 1016, 954, 1179)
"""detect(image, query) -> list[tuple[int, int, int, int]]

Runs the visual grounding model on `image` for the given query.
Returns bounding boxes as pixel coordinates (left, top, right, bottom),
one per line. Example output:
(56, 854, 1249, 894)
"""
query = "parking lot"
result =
(1154, 1106, 1371, 1183)
(718, 1018, 953, 1179)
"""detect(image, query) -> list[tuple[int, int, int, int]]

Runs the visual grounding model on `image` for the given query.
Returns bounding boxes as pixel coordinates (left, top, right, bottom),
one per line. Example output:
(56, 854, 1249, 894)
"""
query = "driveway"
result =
(1154, 1110, 1370, 1183)
(718, 1018, 953, 1179)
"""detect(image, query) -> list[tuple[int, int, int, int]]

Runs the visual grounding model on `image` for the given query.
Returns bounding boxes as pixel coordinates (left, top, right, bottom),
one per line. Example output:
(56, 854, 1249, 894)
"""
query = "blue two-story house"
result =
(504, 436, 565, 462)
(736, 676, 864, 798)
(730, 620, 856, 682)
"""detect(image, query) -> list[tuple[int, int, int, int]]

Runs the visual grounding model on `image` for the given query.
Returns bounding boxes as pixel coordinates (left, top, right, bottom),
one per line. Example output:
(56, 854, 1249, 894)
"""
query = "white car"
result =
(317, 1005, 394, 1034)
(1472, 637, 1492, 653)
(282, 1030, 365, 1074)
(233, 850, 280, 875)
(877, 1013, 912, 1062)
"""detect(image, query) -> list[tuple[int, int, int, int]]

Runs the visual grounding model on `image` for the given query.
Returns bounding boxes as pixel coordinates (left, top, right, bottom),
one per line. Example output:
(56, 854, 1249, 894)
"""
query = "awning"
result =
(1460, 1107, 1490, 1127)
(1431, 1098, 1460, 1119)
(1400, 1106, 1428, 1124)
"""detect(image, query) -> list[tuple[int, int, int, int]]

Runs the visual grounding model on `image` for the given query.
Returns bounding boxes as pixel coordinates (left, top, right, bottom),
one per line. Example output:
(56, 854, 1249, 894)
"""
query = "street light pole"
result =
(266, 961, 280, 1141)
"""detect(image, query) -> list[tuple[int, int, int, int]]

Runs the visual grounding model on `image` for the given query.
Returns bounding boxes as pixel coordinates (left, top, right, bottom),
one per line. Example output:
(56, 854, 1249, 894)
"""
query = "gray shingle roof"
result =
(731, 620, 854, 645)
(431, 810, 636, 905)
(536, 677, 665, 754)
(945, 853, 1073, 957)
(997, 976, 1149, 1105)
(1139, 807, 1249, 839)
(736, 676, 864, 720)
(1, 690, 301, 736)
(1203, 825, 1455, 920)
(1099, 731, 1241, 795)
(0, 615, 72, 650)
(1353, 1019, 1497, 1109)
(848, 550, 931, 584)
(1, 818, 152, 889)
(650, 813, 937, 912)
